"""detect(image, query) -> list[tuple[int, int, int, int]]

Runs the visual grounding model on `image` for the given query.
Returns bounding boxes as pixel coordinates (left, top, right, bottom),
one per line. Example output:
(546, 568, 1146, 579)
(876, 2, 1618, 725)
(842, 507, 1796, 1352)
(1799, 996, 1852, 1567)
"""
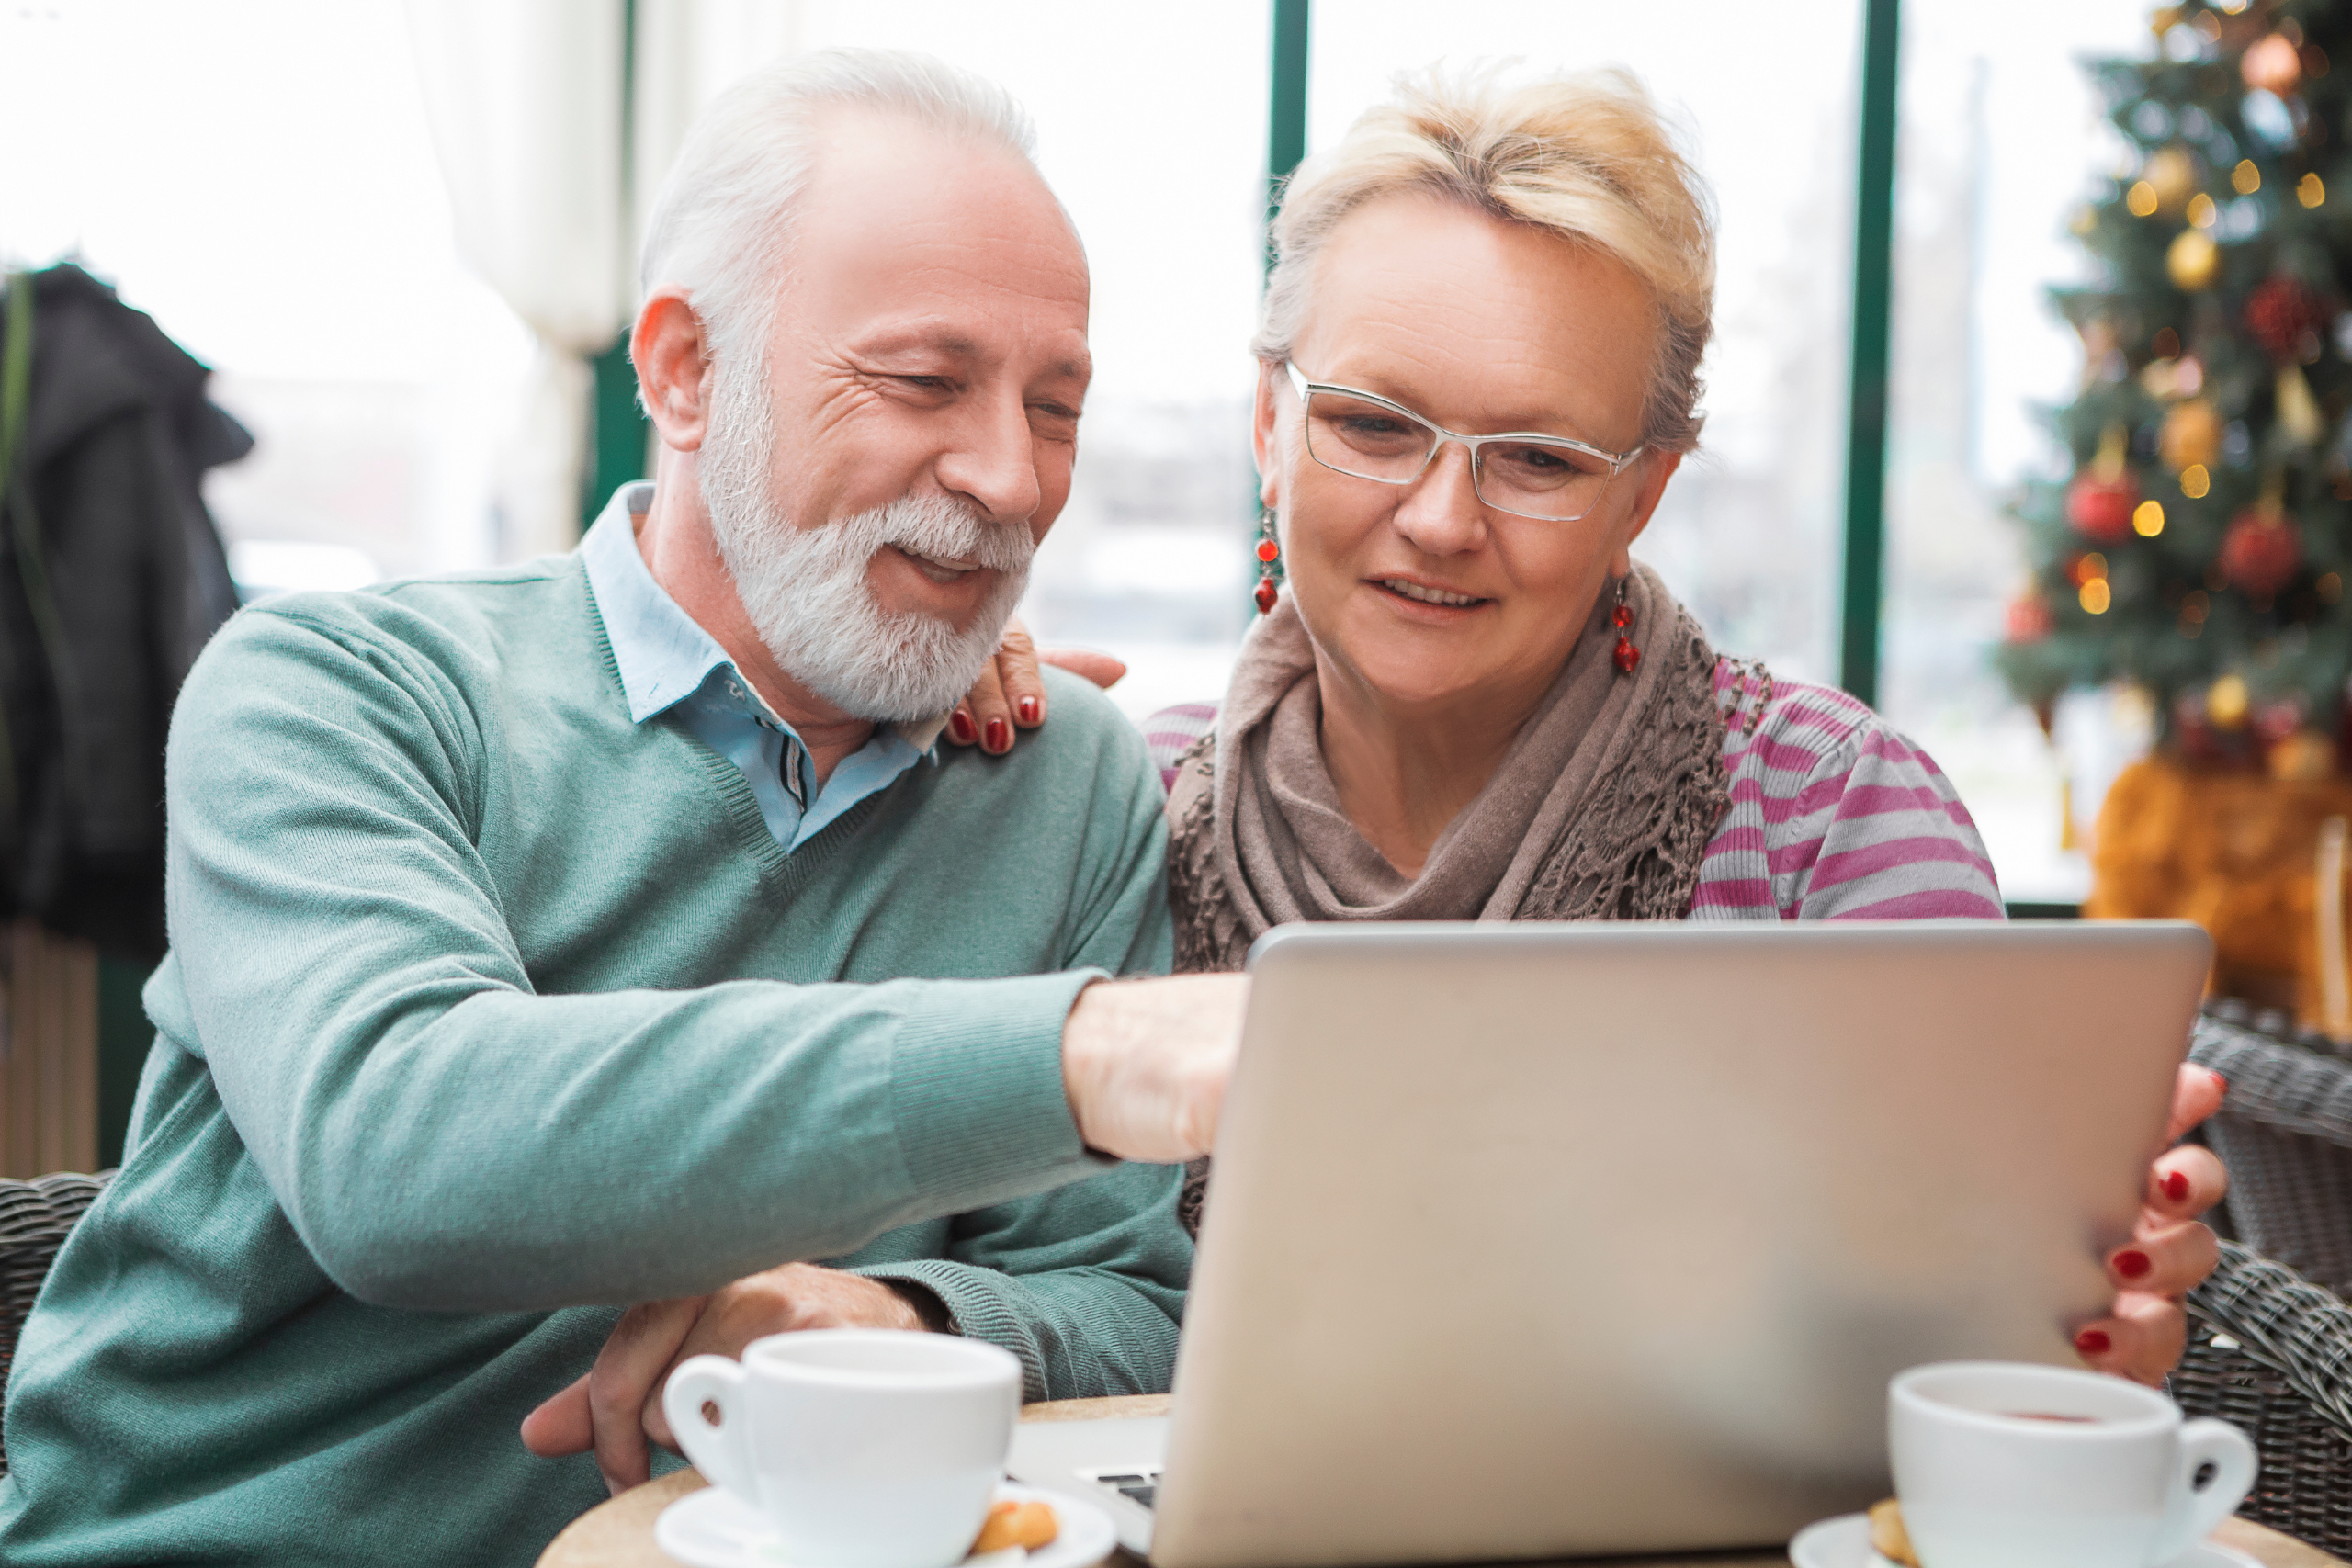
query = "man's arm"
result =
(164, 604, 1223, 1313)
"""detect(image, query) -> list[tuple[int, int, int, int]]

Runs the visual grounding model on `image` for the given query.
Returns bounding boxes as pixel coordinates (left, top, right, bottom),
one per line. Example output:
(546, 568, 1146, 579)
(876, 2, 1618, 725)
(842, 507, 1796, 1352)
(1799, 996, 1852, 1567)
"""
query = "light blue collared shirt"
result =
(580, 484, 944, 852)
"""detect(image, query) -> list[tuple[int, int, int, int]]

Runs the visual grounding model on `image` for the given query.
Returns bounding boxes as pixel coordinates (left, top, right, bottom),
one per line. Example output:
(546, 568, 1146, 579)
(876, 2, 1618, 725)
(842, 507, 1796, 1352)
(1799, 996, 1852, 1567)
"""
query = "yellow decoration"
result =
(2188, 193, 2219, 228)
(2167, 229, 2220, 290)
(2080, 551, 2109, 579)
(2143, 145, 2199, 214)
(2080, 579, 2113, 614)
(2278, 363, 2325, 445)
(2324, 571, 2345, 603)
(2134, 500, 2166, 536)
(2182, 464, 2212, 498)
(2301, 173, 2327, 208)
(2211, 674, 2252, 729)
(2233, 160, 2263, 195)
(2160, 398, 2222, 469)
(2127, 182, 2159, 217)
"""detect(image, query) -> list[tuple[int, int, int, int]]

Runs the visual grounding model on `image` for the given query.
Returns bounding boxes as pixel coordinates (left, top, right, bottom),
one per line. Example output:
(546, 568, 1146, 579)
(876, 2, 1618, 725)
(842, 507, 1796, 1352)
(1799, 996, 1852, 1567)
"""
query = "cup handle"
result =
(662, 1354, 755, 1499)
(2152, 1416, 2258, 1562)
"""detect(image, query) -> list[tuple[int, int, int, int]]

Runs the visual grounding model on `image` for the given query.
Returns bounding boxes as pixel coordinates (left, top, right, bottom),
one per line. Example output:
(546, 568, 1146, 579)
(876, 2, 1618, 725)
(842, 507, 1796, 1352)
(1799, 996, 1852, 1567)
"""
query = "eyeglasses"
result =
(1282, 361, 1644, 524)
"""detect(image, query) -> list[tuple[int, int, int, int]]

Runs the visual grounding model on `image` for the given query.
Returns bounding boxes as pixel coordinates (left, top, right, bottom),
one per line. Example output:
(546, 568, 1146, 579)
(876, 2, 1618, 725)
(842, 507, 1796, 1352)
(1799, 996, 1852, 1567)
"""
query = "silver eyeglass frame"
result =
(1282, 360, 1644, 523)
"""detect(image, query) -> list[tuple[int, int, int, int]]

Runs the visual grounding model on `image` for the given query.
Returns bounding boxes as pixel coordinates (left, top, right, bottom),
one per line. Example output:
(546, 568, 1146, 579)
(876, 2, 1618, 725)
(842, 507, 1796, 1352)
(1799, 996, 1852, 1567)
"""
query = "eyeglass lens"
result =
(1301, 389, 1614, 521)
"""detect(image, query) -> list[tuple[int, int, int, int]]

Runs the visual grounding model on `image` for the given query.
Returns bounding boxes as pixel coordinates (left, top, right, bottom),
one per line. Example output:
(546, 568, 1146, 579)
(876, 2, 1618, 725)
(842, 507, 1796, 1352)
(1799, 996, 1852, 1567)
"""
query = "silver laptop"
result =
(1012, 919, 2211, 1566)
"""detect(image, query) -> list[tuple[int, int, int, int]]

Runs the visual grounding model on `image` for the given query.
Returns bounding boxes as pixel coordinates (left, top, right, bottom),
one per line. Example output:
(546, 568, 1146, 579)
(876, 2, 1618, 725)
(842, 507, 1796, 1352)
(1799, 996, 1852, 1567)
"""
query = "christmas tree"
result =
(1999, 0, 2352, 777)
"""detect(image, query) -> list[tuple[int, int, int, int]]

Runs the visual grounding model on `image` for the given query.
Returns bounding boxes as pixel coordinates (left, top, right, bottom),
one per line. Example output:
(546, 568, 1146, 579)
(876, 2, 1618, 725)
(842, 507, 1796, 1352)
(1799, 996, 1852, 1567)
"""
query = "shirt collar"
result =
(579, 483, 952, 751)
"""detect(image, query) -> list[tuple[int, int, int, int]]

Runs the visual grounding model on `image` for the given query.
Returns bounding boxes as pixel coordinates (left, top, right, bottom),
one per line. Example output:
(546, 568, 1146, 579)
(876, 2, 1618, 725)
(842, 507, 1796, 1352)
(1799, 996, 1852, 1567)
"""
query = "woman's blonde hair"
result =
(1254, 64, 1715, 455)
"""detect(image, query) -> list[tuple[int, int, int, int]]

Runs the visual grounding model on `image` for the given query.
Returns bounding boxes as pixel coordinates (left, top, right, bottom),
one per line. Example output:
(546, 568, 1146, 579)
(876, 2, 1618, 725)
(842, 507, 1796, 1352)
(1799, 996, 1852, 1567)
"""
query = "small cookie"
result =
(1867, 1497, 1919, 1568)
(972, 1499, 1060, 1554)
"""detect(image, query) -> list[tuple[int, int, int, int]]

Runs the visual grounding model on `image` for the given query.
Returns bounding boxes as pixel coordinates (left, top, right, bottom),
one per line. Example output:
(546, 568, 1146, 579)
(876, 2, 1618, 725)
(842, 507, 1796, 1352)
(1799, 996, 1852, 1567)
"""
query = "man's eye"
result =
(898, 375, 953, 392)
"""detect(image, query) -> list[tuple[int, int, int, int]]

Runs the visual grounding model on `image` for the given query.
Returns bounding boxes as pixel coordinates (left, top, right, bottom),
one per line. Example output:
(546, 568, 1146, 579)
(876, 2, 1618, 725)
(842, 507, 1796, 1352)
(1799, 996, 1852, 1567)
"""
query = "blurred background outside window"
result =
(0, 0, 2177, 899)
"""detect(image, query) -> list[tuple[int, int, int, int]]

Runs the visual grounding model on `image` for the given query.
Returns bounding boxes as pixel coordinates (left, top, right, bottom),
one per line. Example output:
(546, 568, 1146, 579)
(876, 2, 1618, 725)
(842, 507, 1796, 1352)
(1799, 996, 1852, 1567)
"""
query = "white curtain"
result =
(401, 0, 801, 559)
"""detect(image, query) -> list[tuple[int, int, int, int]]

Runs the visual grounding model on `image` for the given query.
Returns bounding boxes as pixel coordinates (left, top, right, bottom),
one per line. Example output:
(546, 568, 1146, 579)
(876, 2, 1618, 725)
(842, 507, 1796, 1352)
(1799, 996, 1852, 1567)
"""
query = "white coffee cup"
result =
(1888, 1361, 2256, 1568)
(663, 1328, 1023, 1568)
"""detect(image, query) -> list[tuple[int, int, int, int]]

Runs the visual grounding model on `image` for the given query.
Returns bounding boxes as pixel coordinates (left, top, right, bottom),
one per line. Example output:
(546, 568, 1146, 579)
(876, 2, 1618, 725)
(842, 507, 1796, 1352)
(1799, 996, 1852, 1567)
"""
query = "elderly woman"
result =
(964, 65, 2226, 1388)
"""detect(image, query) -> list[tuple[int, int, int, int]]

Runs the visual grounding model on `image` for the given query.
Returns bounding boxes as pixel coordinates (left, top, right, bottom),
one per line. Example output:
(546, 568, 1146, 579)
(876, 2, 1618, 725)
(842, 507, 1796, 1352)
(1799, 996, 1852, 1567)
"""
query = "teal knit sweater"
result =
(0, 554, 1182, 1566)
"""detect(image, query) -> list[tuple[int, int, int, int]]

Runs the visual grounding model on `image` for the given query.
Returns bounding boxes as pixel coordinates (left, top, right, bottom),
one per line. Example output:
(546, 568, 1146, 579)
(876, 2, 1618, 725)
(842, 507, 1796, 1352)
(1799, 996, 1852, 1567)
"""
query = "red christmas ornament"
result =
(2245, 276, 2328, 361)
(2066, 472, 2139, 542)
(2005, 593, 2057, 644)
(2220, 506, 2303, 595)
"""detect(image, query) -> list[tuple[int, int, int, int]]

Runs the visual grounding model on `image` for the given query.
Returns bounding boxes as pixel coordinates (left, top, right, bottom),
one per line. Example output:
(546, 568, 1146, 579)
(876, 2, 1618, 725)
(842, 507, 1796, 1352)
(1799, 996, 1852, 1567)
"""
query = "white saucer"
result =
(1789, 1513, 2263, 1568)
(654, 1482, 1118, 1568)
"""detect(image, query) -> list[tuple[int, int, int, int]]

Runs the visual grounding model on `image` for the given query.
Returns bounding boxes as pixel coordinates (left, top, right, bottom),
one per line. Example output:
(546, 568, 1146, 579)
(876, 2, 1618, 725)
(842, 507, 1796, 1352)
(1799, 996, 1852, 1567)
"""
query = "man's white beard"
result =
(698, 356, 1035, 724)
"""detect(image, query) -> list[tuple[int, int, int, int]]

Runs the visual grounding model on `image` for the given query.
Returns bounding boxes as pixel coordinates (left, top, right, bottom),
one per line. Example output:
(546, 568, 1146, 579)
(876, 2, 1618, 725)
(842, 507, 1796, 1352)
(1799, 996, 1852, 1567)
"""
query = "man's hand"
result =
(518, 1264, 934, 1495)
(2073, 1065, 2231, 1386)
(1061, 975, 1249, 1163)
(943, 615, 1125, 755)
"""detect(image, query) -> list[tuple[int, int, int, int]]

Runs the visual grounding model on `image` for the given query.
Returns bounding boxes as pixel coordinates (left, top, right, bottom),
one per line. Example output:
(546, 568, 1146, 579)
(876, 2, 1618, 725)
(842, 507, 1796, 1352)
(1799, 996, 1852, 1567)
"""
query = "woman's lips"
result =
(1374, 576, 1487, 608)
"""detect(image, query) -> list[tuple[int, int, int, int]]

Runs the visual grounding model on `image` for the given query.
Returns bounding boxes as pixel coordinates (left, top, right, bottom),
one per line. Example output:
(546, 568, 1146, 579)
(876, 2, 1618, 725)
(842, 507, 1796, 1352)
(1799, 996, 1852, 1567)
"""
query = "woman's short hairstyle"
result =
(639, 49, 1038, 373)
(1255, 65, 1715, 455)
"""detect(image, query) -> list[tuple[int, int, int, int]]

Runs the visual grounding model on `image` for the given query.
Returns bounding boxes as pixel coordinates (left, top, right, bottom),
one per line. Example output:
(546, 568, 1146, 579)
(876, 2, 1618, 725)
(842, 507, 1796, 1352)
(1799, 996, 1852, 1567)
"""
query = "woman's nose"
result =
(1389, 441, 1487, 555)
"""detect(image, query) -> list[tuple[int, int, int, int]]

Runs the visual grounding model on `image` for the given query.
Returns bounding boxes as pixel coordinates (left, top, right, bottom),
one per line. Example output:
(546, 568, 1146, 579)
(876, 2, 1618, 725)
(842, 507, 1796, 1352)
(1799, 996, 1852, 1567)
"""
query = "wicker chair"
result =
(2173, 1240, 2352, 1555)
(0, 1172, 111, 1479)
(2189, 1004, 2352, 1296)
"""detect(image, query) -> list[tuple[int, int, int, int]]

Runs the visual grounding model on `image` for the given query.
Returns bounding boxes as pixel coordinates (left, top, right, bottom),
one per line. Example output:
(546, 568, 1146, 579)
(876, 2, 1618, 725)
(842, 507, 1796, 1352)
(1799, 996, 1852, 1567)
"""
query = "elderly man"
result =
(0, 51, 1241, 1568)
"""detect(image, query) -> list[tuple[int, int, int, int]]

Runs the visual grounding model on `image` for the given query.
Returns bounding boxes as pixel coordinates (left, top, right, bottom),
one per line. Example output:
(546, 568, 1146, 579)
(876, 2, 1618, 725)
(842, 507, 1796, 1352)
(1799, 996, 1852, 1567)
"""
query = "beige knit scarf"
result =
(1164, 563, 1730, 1234)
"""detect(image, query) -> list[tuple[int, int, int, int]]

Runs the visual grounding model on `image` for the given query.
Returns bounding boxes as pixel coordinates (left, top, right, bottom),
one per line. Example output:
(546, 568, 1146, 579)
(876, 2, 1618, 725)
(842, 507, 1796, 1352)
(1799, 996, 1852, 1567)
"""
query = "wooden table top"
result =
(537, 1394, 2346, 1568)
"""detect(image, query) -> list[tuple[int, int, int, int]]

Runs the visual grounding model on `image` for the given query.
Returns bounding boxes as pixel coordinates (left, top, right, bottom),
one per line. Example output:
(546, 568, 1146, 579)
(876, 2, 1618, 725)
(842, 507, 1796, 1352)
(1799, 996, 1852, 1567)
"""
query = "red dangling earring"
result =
(1611, 577, 1639, 673)
(1253, 513, 1283, 615)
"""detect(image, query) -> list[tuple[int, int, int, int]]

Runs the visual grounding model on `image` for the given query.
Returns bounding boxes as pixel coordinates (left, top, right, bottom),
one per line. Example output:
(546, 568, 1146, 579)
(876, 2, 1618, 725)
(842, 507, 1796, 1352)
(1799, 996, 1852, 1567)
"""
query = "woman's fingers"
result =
(1039, 648, 1127, 690)
(995, 623, 1049, 732)
(2146, 1143, 2227, 1220)
(2109, 1216, 2219, 1298)
(2073, 1291, 2188, 1388)
(2164, 1064, 2228, 1143)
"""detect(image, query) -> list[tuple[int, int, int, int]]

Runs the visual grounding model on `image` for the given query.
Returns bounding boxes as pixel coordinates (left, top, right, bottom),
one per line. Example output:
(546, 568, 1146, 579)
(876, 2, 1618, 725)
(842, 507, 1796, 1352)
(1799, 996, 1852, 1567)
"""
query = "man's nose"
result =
(1390, 441, 1487, 556)
(933, 390, 1043, 527)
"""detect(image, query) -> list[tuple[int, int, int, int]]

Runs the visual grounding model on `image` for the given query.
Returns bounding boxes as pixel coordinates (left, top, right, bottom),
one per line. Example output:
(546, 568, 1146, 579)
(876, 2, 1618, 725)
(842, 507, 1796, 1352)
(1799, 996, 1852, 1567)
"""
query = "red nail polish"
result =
(949, 711, 976, 744)
(2163, 1170, 2190, 1203)
(985, 717, 1009, 752)
(2075, 1327, 2111, 1355)
(1018, 695, 1039, 725)
(2114, 1249, 2152, 1280)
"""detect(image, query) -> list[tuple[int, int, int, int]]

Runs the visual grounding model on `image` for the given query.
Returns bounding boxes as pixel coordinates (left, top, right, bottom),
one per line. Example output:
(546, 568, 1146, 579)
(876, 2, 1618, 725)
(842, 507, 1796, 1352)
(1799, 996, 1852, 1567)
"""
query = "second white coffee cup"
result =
(663, 1327, 1023, 1568)
(1889, 1360, 2256, 1568)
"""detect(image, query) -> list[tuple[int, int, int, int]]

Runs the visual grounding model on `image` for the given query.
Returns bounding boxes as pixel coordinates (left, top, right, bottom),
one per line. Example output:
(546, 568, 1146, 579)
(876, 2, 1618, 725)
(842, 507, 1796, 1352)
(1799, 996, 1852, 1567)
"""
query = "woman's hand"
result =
(943, 615, 1125, 755)
(2073, 1064, 2230, 1386)
(517, 1264, 940, 1495)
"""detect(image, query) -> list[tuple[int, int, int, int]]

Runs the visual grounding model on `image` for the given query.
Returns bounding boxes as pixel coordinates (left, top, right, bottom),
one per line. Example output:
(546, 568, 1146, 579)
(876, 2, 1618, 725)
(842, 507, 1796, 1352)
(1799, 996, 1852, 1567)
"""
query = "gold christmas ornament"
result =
(2243, 32, 2305, 96)
(2278, 362, 2326, 444)
(2210, 674, 2253, 729)
(2159, 398, 2222, 469)
(2301, 172, 2327, 208)
(2143, 145, 2199, 214)
(2167, 228, 2220, 290)
(2233, 159, 2263, 195)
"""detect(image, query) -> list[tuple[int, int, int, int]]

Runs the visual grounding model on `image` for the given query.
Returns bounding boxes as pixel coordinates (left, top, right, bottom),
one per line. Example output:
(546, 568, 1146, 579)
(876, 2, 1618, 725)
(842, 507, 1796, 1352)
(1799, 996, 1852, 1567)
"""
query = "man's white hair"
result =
(639, 48, 1039, 372)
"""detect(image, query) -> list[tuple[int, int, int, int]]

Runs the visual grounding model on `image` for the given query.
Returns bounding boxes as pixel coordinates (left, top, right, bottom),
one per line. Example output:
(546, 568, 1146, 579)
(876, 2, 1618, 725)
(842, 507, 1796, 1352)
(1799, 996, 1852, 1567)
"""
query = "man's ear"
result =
(634, 289, 713, 453)
(1251, 359, 1284, 514)
(1608, 449, 1682, 574)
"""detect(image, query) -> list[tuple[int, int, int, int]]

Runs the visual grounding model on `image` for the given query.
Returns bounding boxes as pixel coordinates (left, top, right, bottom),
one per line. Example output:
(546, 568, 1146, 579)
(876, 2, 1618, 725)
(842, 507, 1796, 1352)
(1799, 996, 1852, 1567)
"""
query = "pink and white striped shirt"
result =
(1139, 658, 2006, 922)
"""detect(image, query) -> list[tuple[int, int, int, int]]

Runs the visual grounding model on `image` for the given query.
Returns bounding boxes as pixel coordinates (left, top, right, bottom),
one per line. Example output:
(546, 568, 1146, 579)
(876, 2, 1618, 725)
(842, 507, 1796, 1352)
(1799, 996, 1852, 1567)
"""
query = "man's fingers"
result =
(2146, 1143, 2227, 1219)
(1038, 648, 1126, 691)
(2073, 1292, 2188, 1388)
(588, 1297, 704, 1495)
(519, 1374, 595, 1457)
(2109, 1217, 2219, 1298)
(2164, 1064, 2228, 1144)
